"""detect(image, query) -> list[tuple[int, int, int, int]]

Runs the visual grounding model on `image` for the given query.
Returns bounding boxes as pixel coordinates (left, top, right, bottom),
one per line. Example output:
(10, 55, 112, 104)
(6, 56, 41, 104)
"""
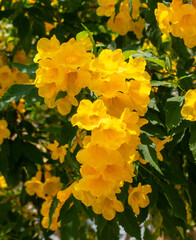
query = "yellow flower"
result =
(57, 183, 75, 204)
(150, 137, 169, 161)
(0, 120, 10, 145)
(56, 94, 78, 116)
(91, 118, 127, 150)
(155, 3, 172, 35)
(42, 176, 63, 197)
(92, 196, 124, 221)
(90, 73, 127, 98)
(128, 183, 152, 215)
(41, 197, 61, 231)
(107, 0, 132, 36)
(128, 80, 151, 116)
(181, 89, 196, 121)
(0, 176, 7, 188)
(53, 38, 94, 70)
(96, 0, 117, 17)
(131, 0, 141, 20)
(76, 143, 124, 169)
(100, 92, 132, 118)
(74, 175, 118, 198)
(47, 140, 67, 163)
(90, 49, 127, 76)
(72, 184, 96, 207)
(24, 170, 44, 198)
(34, 35, 60, 62)
(71, 99, 109, 130)
(171, 3, 196, 48)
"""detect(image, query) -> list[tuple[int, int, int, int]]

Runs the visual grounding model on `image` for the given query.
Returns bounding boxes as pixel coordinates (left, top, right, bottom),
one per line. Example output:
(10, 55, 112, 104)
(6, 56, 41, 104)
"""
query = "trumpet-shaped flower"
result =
(128, 183, 152, 215)
(71, 99, 109, 130)
(47, 140, 68, 163)
(92, 196, 124, 220)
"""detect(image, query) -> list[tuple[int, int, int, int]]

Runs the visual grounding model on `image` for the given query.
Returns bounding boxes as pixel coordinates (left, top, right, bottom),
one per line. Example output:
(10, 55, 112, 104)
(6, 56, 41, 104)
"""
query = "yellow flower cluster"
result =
(34, 35, 152, 221)
(0, 120, 10, 145)
(97, 0, 145, 38)
(34, 35, 94, 115)
(181, 89, 196, 121)
(155, 0, 196, 48)
(25, 166, 63, 230)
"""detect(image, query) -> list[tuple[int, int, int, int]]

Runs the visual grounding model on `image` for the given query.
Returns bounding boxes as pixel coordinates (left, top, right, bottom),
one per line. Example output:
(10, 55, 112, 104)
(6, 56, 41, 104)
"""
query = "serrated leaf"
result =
(48, 196, 59, 230)
(138, 134, 163, 174)
(161, 183, 186, 221)
(165, 96, 184, 131)
(117, 210, 141, 240)
(189, 124, 196, 161)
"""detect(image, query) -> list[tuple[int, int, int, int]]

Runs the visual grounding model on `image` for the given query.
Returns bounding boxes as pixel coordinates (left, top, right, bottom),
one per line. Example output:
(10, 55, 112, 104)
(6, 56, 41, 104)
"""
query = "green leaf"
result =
(55, 91, 67, 101)
(81, 23, 97, 57)
(10, 63, 38, 77)
(59, 121, 77, 147)
(189, 124, 196, 161)
(22, 142, 43, 164)
(138, 134, 163, 174)
(122, 50, 139, 60)
(146, 58, 165, 68)
(60, 205, 79, 240)
(178, 76, 193, 91)
(98, 220, 119, 240)
(151, 80, 172, 87)
(165, 96, 184, 131)
(117, 209, 141, 240)
(165, 55, 172, 73)
(0, 84, 35, 111)
(0, 141, 10, 178)
(161, 183, 186, 221)
(76, 30, 88, 41)
(48, 196, 59, 230)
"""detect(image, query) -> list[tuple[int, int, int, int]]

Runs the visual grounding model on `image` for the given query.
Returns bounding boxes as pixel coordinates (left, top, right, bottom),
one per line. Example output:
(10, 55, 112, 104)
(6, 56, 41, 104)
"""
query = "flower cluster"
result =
(33, 34, 152, 220)
(0, 120, 10, 145)
(181, 89, 196, 121)
(25, 166, 63, 230)
(155, 0, 196, 48)
(97, 0, 145, 38)
(34, 35, 93, 115)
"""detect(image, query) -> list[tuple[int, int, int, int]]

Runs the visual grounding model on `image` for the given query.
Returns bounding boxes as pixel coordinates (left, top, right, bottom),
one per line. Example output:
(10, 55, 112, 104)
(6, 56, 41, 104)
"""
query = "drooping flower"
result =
(47, 140, 68, 163)
(92, 196, 124, 220)
(128, 183, 152, 215)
